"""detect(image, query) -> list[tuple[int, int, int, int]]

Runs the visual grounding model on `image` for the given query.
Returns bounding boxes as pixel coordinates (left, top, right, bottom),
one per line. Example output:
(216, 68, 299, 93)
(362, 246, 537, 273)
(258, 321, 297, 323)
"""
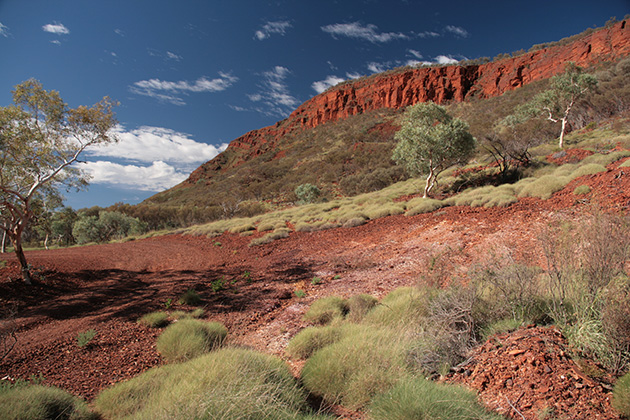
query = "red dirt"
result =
(1, 157, 630, 419)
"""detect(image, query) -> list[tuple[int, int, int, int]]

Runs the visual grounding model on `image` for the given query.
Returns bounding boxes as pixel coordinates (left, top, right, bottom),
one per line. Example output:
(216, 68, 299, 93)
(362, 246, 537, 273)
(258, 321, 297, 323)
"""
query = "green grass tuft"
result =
(573, 184, 591, 195)
(613, 371, 630, 417)
(178, 289, 202, 306)
(286, 325, 345, 359)
(303, 296, 349, 325)
(0, 384, 97, 420)
(138, 311, 170, 328)
(156, 319, 227, 363)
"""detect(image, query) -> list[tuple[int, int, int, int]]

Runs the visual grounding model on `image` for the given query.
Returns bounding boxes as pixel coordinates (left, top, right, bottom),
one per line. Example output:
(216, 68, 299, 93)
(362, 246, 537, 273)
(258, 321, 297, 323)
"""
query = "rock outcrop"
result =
(187, 20, 629, 183)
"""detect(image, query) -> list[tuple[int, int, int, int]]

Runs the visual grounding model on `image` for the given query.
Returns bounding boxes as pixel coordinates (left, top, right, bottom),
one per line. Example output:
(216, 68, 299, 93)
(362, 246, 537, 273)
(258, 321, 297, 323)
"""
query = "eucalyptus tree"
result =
(518, 62, 597, 148)
(0, 79, 117, 284)
(393, 102, 476, 198)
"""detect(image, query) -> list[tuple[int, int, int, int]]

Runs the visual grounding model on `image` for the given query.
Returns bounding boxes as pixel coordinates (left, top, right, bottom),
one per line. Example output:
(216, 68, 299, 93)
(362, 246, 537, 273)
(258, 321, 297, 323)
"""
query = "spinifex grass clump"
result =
(94, 348, 331, 420)
(303, 296, 349, 325)
(0, 384, 97, 420)
(286, 324, 345, 359)
(156, 319, 227, 363)
(178, 289, 202, 306)
(368, 376, 503, 420)
(138, 311, 169, 328)
(613, 371, 630, 417)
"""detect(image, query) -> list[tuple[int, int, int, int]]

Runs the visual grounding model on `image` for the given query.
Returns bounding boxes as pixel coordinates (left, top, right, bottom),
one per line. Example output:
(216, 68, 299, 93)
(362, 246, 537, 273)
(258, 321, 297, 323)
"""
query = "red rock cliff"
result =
(187, 20, 630, 183)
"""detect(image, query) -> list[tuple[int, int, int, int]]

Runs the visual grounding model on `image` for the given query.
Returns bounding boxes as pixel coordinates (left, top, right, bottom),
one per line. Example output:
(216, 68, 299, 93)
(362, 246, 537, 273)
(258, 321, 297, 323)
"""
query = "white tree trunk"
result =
(1, 231, 6, 253)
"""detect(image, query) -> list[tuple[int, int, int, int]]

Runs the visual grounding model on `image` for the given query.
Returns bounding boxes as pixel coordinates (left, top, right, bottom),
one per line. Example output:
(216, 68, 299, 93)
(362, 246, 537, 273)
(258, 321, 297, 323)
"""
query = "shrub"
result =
(295, 184, 321, 204)
(156, 319, 227, 363)
(0, 384, 97, 420)
(369, 376, 502, 420)
(249, 228, 290, 247)
(138, 311, 170, 328)
(405, 198, 444, 215)
(286, 325, 344, 359)
(573, 184, 591, 195)
(342, 217, 367, 228)
(517, 175, 570, 199)
(613, 371, 630, 417)
(300, 326, 408, 409)
(303, 296, 349, 325)
(363, 287, 431, 326)
(95, 348, 328, 420)
(346, 294, 379, 323)
(178, 289, 202, 306)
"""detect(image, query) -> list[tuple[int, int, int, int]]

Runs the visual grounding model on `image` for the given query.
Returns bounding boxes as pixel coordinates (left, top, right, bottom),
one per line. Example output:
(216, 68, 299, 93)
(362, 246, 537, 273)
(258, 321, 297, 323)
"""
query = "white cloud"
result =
(408, 49, 423, 60)
(321, 22, 409, 43)
(417, 31, 440, 38)
(248, 66, 299, 117)
(81, 126, 228, 191)
(114, 29, 125, 37)
(255, 20, 292, 40)
(435, 55, 460, 64)
(312, 75, 346, 94)
(130, 72, 237, 105)
(166, 51, 182, 61)
(368, 61, 391, 73)
(88, 126, 228, 164)
(0, 23, 10, 37)
(42, 22, 69, 35)
(82, 160, 189, 191)
(445, 25, 469, 38)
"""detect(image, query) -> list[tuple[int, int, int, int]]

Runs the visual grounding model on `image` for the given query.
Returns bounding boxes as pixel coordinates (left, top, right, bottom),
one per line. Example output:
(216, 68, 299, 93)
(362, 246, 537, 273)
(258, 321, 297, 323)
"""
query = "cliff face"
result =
(187, 20, 629, 184)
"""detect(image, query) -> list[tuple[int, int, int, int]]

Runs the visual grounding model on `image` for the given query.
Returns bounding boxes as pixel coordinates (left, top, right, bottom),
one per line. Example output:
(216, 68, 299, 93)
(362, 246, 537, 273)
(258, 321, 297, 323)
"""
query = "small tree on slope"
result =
(518, 62, 597, 148)
(0, 79, 117, 284)
(393, 102, 476, 198)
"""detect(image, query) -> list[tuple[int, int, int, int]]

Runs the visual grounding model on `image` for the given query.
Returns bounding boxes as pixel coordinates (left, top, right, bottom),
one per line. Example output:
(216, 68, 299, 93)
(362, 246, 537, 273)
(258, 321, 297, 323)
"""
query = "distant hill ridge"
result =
(182, 20, 629, 185)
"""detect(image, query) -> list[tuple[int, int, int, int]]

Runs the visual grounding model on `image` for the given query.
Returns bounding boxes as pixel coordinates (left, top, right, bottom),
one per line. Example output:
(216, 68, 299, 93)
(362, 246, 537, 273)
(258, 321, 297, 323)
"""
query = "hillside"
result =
(142, 19, 629, 211)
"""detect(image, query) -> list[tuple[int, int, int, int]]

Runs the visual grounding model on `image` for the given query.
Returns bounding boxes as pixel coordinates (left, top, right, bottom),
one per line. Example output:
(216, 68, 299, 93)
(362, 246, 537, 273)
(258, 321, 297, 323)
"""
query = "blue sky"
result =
(0, 0, 628, 209)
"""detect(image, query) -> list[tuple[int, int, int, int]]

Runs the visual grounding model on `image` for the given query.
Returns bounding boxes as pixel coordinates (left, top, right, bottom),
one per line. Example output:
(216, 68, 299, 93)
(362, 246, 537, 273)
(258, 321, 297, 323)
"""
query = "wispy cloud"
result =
(255, 20, 292, 40)
(82, 126, 228, 191)
(434, 55, 460, 64)
(445, 25, 469, 38)
(312, 76, 346, 94)
(321, 22, 409, 43)
(166, 51, 182, 61)
(114, 29, 125, 37)
(248, 66, 299, 117)
(0, 22, 10, 37)
(130, 72, 238, 105)
(42, 22, 70, 35)
(417, 31, 440, 38)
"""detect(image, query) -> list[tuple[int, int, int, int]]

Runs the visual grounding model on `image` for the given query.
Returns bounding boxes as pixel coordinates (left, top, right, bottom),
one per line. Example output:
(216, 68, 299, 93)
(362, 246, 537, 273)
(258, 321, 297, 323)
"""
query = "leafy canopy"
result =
(393, 102, 475, 197)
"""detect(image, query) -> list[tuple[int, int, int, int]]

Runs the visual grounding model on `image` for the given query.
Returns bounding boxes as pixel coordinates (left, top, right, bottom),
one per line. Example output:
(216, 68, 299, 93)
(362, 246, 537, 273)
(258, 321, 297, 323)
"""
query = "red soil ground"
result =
(1, 154, 629, 419)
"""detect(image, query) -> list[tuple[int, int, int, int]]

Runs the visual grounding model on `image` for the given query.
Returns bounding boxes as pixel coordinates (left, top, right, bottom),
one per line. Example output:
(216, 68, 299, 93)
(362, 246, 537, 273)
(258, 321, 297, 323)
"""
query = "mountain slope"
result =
(144, 20, 629, 211)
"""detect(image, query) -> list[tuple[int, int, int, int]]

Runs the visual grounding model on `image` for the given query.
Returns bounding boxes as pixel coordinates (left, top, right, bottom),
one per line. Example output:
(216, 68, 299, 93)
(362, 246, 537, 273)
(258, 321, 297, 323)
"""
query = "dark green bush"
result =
(156, 319, 227, 363)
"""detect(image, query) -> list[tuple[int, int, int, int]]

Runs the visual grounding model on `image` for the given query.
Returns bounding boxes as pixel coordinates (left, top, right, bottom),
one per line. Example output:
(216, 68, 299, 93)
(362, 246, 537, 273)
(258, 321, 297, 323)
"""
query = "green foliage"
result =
(613, 371, 630, 417)
(286, 325, 345, 359)
(303, 296, 349, 325)
(295, 183, 321, 204)
(72, 210, 147, 244)
(294, 289, 306, 298)
(94, 348, 328, 420)
(573, 184, 591, 195)
(311, 276, 322, 285)
(211, 277, 225, 292)
(369, 376, 502, 420)
(0, 384, 97, 420)
(76, 329, 96, 348)
(346, 294, 379, 323)
(0, 79, 117, 283)
(300, 326, 408, 409)
(393, 102, 476, 197)
(178, 289, 202, 306)
(156, 319, 227, 363)
(516, 62, 598, 147)
(363, 287, 430, 326)
(138, 311, 170, 328)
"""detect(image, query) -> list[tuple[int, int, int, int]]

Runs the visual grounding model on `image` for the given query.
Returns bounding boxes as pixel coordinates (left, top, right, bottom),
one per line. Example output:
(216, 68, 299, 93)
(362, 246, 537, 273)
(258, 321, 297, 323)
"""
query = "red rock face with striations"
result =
(187, 21, 630, 183)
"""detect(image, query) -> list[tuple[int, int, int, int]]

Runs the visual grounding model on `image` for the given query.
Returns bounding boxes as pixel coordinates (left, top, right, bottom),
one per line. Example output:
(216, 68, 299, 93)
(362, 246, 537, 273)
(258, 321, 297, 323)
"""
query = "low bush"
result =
(405, 198, 444, 216)
(346, 294, 379, 323)
(178, 289, 202, 306)
(156, 319, 227, 363)
(249, 228, 290, 247)
(95, 348, 329, 420)
(286, 325, 344, 359)
(0, 384, 97, 420)
(303, 296, 348, 325)
(342, 217, 367, 228)
(300, 326, 408, 409)
(613, 371, 630, 417)
(573, 184, 591, 195)
(369, 376, 502, 420)
(138, 311, 170, 328)
(517, 175, 569, 199)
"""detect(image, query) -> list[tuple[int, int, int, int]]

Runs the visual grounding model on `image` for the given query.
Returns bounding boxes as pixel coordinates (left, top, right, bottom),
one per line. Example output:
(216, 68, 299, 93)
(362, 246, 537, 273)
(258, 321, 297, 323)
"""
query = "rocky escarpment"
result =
(186, 20, 629, 184)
